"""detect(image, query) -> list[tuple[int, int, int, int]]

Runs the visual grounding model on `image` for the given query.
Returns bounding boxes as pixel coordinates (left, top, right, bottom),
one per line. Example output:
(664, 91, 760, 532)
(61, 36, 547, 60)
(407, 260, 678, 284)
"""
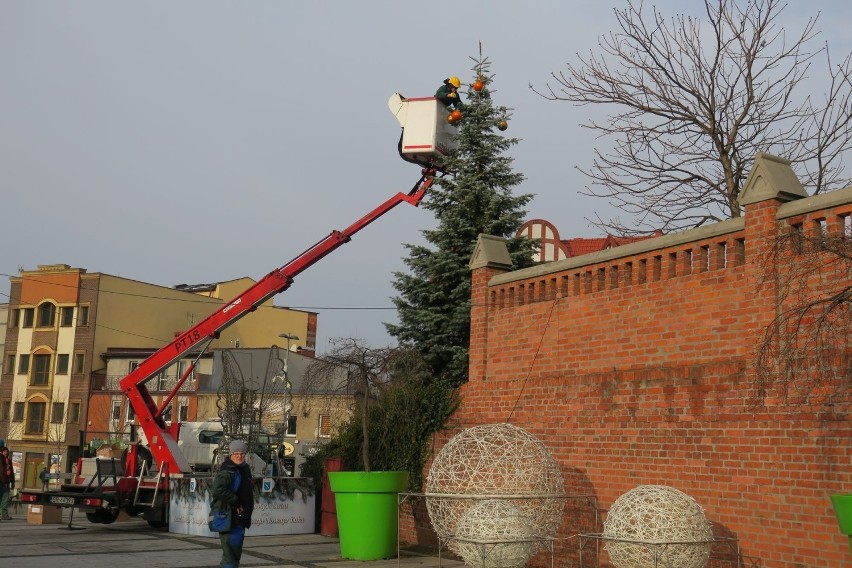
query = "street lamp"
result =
(278, 332, 299, 348)
(278, 333, 300, 378)
(278, 333, 299, 414)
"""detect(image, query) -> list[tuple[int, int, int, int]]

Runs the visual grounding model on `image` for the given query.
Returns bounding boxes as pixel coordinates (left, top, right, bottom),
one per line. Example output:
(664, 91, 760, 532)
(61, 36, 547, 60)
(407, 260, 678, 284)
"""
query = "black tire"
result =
(86, 509, 119, 524)
(147, 519, 168, 529)
(121, 445, 154, 476)
(125, 505, 146, 517)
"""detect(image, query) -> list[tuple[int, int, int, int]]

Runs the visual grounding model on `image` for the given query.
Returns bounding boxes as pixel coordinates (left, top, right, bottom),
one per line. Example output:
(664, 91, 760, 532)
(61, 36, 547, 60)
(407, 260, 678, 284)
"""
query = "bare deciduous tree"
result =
(214, 347, 290, 470)
(302, 338, 407, 472)
(534, 0, 852, 235)
(753, 226, 852, 408)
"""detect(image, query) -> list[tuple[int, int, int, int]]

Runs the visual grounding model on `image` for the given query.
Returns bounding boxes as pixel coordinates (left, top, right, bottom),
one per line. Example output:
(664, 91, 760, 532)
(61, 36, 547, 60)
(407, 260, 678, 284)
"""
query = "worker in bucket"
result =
(436, 76, 463, 108)
(212, 440, 254, 568)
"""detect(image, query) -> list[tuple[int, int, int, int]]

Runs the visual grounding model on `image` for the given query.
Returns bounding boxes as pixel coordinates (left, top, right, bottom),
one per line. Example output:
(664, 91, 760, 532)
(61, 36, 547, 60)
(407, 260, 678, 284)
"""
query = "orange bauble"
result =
(497, 119, 508, 131)
(449, 110, 463, 123)
(473, 81, 484, 92)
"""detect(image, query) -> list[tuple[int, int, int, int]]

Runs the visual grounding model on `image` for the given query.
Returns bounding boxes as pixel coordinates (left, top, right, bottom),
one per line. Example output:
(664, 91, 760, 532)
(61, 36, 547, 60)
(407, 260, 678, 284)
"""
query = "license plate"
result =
(49, 496, 75, 505)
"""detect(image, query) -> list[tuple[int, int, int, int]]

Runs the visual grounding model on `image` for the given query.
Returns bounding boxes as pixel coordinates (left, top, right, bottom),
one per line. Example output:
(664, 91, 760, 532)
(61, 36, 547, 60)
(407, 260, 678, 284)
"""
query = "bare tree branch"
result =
(533, 0, 852, 235)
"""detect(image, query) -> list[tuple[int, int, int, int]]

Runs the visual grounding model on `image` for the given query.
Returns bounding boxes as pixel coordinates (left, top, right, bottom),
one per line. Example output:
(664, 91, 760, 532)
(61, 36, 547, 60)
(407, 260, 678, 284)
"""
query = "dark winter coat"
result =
(435, 84, 462, 108)
(0, 452, 13, 490)
(211, 458, 254, 529)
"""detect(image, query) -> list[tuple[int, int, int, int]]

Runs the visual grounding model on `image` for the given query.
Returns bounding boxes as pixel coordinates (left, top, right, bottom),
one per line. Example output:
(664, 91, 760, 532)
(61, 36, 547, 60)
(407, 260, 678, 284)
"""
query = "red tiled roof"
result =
(516, 218, 662, 263)
(561, 233, 657, 258)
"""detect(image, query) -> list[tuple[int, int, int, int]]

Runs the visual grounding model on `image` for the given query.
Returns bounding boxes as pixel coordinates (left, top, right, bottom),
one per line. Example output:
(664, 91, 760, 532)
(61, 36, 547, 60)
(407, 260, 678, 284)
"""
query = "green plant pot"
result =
(328, 471, 409, 560)
(830, 494, 852, 555)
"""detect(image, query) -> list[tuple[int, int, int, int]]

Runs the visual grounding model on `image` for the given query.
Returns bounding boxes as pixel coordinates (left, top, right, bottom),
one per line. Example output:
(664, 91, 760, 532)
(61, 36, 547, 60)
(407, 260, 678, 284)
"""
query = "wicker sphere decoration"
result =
(455, 500, 536, 568)
(602, 485, 713, 568)
(426, 423, 564, 557)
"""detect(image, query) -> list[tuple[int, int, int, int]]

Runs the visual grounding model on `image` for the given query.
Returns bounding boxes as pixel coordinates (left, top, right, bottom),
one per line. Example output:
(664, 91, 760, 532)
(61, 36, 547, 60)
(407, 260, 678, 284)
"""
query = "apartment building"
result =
(1, 264, 315, 488)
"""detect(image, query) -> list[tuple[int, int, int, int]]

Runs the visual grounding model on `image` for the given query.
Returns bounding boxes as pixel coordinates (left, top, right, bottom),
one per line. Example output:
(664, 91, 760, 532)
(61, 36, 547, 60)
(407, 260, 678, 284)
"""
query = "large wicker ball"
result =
(602, 485, 713, 568)
(455, 500, 536, 568)
(425, 423, 564, 556)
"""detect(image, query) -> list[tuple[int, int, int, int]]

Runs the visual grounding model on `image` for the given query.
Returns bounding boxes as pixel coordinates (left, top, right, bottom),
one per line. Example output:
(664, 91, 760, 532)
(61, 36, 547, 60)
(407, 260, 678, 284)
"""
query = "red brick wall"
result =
(402, 160, 852, 567)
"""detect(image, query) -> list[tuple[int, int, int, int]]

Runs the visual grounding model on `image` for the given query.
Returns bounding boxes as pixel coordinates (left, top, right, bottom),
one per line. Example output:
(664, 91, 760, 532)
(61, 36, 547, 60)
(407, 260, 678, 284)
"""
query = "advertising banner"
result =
(170, 476, 315, 537)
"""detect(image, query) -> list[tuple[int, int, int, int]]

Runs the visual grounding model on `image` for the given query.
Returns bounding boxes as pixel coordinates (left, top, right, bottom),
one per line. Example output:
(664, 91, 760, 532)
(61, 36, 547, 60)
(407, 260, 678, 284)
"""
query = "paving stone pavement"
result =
(0, 508, 464, 568)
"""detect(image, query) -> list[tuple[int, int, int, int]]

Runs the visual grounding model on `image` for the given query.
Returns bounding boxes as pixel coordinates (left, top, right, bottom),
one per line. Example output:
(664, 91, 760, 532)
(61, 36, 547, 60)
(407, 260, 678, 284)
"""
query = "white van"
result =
(139, 420, 272, 474)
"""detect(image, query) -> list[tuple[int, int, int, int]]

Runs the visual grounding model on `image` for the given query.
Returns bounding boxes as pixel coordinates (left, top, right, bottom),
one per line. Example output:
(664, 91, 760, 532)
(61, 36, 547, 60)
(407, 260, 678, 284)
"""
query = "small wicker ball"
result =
(426, 423, 564, 557)
(603, 485, 713, 568)
(455, 500, 536, 568)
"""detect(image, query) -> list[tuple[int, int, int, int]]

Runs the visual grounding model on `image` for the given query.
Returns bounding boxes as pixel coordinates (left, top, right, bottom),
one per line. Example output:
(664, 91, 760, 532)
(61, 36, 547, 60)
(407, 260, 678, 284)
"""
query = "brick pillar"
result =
(738, 153, 809, 371)
(468, 235, 512, 384)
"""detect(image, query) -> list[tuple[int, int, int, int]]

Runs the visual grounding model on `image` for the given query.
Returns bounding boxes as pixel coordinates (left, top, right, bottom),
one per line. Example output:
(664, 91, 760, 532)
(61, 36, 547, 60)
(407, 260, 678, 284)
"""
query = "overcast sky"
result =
(2, 1, 851, 352)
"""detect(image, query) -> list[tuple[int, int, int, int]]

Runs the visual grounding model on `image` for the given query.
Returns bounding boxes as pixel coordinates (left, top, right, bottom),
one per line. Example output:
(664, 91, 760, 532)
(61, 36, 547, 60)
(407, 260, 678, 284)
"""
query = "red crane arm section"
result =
(119, 174, 435, 474)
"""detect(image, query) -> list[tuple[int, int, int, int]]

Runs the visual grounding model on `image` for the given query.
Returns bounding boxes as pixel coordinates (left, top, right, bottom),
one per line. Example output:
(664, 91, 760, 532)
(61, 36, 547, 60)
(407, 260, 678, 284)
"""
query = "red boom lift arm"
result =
(119, 172, 436, 474)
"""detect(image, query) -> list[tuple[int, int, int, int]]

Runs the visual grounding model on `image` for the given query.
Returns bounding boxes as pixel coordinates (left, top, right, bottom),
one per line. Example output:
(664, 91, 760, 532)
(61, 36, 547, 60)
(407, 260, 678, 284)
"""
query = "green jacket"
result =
(211, 459, 254, 528)
(435, 84, 462, 108)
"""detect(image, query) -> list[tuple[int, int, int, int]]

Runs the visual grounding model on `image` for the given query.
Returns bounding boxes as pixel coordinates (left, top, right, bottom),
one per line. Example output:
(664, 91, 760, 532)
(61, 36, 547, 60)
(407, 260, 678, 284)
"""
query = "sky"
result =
(2, 1, 851, 353)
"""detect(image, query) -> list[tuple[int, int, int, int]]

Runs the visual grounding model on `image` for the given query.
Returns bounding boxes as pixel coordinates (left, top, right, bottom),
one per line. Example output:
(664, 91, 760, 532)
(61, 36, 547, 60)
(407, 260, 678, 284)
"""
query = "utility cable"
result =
(506, 295, 560, 423)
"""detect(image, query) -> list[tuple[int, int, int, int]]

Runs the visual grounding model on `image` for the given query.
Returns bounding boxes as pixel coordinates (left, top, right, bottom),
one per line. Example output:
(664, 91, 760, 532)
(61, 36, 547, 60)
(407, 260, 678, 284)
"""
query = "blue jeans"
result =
(219, 524, 245, 568)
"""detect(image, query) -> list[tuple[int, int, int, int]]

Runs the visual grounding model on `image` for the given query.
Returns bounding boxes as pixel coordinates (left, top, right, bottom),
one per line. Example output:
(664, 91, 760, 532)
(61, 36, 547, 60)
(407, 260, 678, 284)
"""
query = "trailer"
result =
(19, 101, 442, 524)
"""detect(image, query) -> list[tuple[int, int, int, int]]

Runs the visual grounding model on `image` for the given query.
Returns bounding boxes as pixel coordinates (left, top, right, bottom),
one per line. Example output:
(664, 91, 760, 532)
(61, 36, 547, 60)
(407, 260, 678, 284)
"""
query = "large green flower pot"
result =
(830, 494, 852, 555)
(328, 470, 408, 560)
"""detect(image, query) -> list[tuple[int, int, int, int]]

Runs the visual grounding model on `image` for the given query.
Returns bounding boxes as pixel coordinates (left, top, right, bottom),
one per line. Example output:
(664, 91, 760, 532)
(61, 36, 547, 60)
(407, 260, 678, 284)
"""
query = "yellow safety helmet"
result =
(448, 76, 461, 88)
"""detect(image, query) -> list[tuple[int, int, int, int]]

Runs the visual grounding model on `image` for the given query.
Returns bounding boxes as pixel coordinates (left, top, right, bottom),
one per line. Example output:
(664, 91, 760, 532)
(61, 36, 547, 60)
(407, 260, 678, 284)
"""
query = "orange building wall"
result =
(20, 270, 81, 305)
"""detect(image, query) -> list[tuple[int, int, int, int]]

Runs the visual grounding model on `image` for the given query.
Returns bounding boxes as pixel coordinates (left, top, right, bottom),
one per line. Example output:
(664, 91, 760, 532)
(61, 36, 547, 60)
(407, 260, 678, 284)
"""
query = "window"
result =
(199, 430, 223, 444)
(32, 354, 51, 386)
(73, 353, 85, 374)
(4, 354, 14, 374)
(18, 354, 30, 374)
(157, 372, 169, 391)
(111, 400, 122, 421)
(0, 401, 9, 420)
(56, 354, 69, 374)
(126, 404, 136, 422)
(176, 360, 195, 385)
(13, 402, 24, 421)
(179, 401, 189, 422)
(26, 401, 46, 434)
(22, 308, 34, 328)
(77, 305, 89, 327)
(285, 415, 297, 437)
(129, 361, 139, 372)
(60, 306, 74, 327)
(69, 402, 80, 423)
(318, 414, 332, 438)
(37, 302, 56, 327)
(162, 403, 173, 422)
(51, 402, 65, 423)
(10, 309, 19, 328)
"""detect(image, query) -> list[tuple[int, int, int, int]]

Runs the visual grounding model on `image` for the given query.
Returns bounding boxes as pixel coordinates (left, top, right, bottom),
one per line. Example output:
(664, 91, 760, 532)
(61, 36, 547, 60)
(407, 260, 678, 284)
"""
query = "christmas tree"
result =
(386, 47, 536, 387)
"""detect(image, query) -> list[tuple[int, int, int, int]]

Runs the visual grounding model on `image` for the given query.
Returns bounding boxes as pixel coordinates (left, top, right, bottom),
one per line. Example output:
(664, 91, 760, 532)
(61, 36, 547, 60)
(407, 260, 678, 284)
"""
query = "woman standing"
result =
(211, 440, 254, 568)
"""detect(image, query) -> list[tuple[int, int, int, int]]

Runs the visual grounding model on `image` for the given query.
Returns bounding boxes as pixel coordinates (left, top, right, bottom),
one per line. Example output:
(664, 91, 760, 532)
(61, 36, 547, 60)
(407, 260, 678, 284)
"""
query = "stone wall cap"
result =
(469, 234, 512, 270)
(739, 152, 808, 206)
